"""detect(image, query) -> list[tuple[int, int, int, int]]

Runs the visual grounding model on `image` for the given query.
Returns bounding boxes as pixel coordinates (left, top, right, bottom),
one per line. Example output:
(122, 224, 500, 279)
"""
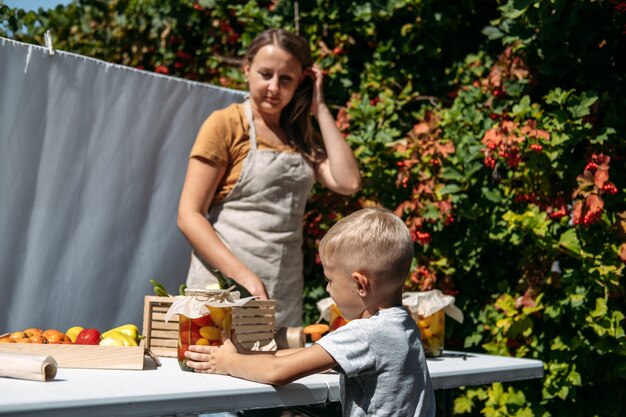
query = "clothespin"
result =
(44, 30, 55, 55)
(293, 1, 299, 35)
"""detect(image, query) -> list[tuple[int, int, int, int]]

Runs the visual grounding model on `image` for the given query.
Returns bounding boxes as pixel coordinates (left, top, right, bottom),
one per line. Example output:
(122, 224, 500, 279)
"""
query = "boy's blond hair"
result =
(319, 207, 414, 284)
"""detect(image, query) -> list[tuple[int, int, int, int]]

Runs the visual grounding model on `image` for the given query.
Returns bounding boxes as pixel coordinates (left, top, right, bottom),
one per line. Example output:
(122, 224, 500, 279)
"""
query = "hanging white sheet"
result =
(0, 37, 245, 332)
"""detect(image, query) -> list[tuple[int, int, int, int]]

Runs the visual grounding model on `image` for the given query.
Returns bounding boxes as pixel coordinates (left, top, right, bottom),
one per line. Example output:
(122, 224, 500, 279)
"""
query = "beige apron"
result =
(186, 100, 316, 327)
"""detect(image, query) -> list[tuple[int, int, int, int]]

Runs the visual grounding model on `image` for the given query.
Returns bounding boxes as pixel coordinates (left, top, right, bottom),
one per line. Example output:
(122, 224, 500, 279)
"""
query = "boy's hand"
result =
(185, 339, 237, 374)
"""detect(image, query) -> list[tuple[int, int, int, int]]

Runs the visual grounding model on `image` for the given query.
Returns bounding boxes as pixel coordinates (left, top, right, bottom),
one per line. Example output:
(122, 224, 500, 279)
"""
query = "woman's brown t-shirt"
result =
(190, 102, 297, 202)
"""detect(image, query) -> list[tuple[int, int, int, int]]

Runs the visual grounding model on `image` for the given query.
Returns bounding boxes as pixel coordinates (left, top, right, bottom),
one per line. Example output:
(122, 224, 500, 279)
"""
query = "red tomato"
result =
(191, 314, 214, 328)
(178, 344, 188, 361)
(179, 319, 191, 333)
(75, 328, 101, 345)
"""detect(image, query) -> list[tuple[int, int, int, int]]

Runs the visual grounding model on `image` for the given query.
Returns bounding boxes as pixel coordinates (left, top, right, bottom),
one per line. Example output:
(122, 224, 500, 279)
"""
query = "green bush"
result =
(2, 1, 625, 415)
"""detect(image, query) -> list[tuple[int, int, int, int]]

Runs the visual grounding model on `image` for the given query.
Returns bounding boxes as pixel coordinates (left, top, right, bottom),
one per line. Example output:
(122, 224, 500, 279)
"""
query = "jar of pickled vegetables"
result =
(411, 309, 445, 357)
(173, 289, 232, 372)
(402, 290, 464, 358)
(329, 303, 349, 331)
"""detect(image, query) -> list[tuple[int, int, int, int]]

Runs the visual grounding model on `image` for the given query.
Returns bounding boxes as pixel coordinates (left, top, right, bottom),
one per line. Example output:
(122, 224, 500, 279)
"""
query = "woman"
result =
(177, 29, 361, 327)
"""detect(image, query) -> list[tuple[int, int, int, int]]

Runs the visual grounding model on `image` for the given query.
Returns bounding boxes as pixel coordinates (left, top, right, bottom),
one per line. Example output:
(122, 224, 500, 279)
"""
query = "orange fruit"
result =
(43, 328, 63, 338)
(28, 335, 48, 344)
(8, 331, 25, 340)
(0, 337, 15, 343)
(45, 331, 67, 344)
(14, 337, 31, 343)
(23, 328, 43, 337)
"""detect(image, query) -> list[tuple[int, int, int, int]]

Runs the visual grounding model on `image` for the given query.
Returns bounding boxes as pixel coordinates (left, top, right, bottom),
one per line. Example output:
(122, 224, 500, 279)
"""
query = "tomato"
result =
(191, 314, 214, 328)
(75, 328, 101, 345)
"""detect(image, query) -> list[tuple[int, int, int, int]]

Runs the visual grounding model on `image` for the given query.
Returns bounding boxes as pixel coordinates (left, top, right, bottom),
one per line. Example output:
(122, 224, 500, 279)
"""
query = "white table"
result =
(0, 351, 543, 417)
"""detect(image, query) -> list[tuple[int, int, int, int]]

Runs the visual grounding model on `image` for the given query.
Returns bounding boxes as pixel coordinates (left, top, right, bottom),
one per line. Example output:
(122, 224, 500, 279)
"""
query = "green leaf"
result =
(544, 88, 573, 106)
(482, 25, 504, 40)
(590, 297, 608, 319)
(440, 184, 462, 195)
(558, 229, 581, 256)
(482, 187, 503, 203)
(590, 126, 616, 145)
(567, 92, 598, 119)
(454, 395, 475, 414)
(440, 167, 465, 182)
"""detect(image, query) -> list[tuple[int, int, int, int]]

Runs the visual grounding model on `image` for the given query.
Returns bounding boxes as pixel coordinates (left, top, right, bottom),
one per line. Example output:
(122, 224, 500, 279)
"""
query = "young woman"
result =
(177, 29, 361, 327)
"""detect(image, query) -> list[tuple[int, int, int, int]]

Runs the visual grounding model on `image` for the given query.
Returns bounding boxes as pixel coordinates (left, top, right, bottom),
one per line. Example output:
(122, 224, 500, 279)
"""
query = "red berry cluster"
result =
(602, 182, 618, 195)
(407, 265, 435, 291)
(582, 207, 603, 226)
(514, 192, 537, 204)
(484, 155, 496, 168)
(546, 197, 568, 220)
(411, 230, 432, 246)
(500, 148, 522, 168)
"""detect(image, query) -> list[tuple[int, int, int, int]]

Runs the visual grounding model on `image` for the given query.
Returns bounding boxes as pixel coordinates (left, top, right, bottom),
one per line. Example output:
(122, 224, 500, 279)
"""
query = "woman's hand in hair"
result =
(307, 64, 325, 117)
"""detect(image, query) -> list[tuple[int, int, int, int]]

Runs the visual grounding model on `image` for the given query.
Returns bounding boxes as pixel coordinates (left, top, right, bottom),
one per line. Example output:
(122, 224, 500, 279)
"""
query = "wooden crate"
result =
(0, 341, 149, 370)
(142, 296, 276, 357)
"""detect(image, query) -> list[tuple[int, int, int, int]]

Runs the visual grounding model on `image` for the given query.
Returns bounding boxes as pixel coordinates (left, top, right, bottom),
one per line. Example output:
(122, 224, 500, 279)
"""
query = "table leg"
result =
(440, 388, 454, 417)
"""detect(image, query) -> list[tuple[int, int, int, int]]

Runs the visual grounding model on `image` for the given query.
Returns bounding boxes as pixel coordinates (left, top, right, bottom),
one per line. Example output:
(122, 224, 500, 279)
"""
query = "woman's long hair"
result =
(243, 29, 325, 162)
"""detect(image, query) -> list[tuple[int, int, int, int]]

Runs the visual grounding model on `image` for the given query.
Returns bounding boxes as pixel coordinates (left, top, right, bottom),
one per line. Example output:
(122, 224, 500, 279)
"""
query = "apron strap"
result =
(243, 99, 257, 150)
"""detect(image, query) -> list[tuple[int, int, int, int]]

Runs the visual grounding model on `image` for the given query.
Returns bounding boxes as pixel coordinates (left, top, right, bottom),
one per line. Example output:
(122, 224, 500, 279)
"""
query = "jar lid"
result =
(164, 286, 256, 322)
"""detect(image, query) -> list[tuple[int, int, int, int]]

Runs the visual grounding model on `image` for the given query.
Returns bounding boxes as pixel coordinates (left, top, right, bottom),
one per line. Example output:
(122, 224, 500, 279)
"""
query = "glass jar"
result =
(411, 309, 445, 357)
(329, 303, 349, 331)
(177, 290, 232, 372)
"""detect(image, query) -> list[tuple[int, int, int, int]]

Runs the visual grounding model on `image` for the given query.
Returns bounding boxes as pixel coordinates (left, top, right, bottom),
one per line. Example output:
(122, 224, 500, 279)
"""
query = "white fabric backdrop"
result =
(0, 37, 245, 332)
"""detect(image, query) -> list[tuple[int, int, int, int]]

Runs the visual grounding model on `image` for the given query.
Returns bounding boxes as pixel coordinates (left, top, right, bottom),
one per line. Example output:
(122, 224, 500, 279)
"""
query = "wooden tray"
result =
(142, 296, 276, 357)
(0, 340, 154, 370)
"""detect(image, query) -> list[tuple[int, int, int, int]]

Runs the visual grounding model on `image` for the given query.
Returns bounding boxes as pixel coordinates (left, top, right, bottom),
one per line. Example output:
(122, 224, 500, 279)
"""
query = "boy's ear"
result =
(352, 272, 370, 297)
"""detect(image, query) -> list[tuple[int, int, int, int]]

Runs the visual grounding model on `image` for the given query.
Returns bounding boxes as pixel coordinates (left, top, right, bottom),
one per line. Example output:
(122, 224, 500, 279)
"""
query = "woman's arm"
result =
(177, 157, 269, 299)
(309, 65, 361, 195)
(185, 341, 337, 386)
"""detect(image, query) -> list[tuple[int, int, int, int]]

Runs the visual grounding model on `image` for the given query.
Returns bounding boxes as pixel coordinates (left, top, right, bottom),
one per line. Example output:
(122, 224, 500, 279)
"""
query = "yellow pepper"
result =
(99, 336, 125, 346)
(98, 330, 137, 346)
(101, 324, 139, 343)
(65, 326, 84, 343)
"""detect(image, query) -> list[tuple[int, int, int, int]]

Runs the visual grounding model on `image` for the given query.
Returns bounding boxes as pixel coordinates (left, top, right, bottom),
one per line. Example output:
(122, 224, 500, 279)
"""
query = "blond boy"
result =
(185, 207, 436, 417)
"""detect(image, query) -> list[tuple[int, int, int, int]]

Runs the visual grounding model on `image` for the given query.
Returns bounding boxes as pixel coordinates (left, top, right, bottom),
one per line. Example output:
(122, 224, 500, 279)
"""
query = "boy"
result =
(185, 207, 436, 417)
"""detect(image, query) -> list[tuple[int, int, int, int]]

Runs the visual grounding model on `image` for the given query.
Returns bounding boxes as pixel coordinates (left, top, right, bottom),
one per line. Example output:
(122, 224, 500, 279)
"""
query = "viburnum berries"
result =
(602, 182, 618, 195)
(411, 230, 432, 246)
(585, 162, 598, 172)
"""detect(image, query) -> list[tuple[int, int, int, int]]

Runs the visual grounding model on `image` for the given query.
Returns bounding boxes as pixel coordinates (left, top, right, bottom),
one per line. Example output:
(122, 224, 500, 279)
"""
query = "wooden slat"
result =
(149, 339, 178, 348)
(149, 329, 178, 339)
(151, 321, 179, 331)
(232, 308, 275, 316)
(236, 333, 275, 343)
(150, 347, 176, 358)
(0, 343, 146, 370)
(151, 312, 179, 322)
(234, 324, 276, 333)
(232, 317, 274, 326)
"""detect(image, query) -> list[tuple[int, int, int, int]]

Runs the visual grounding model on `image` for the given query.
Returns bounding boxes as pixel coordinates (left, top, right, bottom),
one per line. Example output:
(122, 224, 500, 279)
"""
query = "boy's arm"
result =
(185, 341, 336, 386)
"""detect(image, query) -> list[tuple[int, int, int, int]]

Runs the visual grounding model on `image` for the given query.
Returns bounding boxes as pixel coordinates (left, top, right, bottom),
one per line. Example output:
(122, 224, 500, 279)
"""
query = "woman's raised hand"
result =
(307, 64, 325, 117)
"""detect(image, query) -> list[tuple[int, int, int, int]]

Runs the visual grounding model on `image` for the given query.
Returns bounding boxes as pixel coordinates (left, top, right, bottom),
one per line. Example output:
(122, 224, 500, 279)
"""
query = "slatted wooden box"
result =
(142, 296, 276, 357)
(0, 340, 150, 370)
